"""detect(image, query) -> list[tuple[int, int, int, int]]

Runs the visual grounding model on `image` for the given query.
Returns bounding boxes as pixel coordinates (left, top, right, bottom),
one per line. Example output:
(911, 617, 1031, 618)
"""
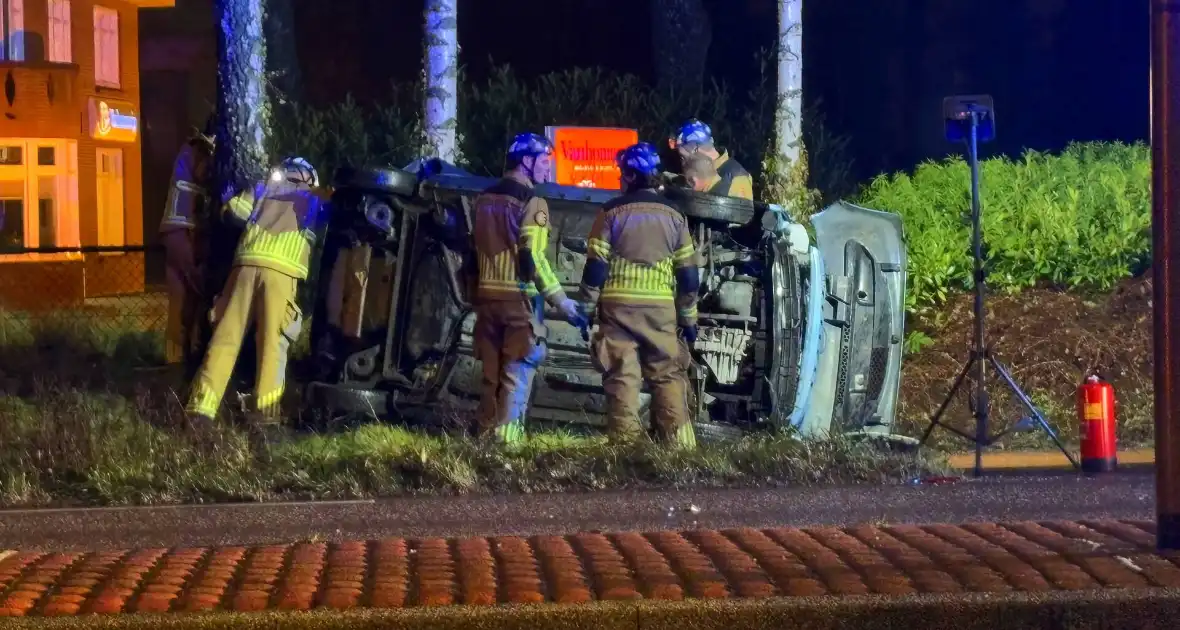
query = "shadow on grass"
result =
(0, 311, 175, 393)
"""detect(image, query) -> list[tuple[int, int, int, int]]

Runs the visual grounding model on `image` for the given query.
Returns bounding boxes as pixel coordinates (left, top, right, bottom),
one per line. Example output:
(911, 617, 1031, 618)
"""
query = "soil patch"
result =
(898, 274, 1154, 449)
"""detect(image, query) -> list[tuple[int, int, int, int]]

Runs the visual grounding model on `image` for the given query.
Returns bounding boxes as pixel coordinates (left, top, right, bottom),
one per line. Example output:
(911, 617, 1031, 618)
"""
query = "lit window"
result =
(48, 0, 71, 63)
(0, 145, 22, 165)
(93, 6, 119, 88)
(94, 147, 123, 248)
(0, 0, 25, 62)
(0, 183, 25, 249)
(0, 140, 81, 256)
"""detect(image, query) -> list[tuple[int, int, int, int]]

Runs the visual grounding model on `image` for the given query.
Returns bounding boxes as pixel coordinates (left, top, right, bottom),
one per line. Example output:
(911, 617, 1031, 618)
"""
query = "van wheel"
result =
(664, 188, 757, 226)
(332, 166, 418, 197)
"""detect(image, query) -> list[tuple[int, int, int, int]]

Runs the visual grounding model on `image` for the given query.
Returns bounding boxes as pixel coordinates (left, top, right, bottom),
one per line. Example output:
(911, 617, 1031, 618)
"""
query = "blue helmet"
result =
(507, 132, 554, 162)
(616, 142, 661, 178)
(674, 119, 713, 148)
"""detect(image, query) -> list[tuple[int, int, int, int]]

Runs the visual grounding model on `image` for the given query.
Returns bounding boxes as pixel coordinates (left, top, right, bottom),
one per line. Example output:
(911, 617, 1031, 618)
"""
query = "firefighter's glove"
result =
(557, 297, 587, 327)
(680, 324, 698, 345)
(576, 303, 595, 342)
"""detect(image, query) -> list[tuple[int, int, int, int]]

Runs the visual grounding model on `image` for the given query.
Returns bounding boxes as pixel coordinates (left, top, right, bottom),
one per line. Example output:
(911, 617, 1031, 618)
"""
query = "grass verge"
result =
(0, 392, 947, 508)
(0, 316, 948, 508)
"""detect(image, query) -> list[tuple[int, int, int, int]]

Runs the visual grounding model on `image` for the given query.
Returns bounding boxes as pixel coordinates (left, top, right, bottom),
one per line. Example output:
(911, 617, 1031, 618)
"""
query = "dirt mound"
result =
(898, 275, 1154, 448)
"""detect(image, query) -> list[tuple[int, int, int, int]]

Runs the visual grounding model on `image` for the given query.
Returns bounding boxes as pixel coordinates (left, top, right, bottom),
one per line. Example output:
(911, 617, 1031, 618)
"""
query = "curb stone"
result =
(0, 520, 1177, 626)
(0, 590, 1179, 629)
(946, 449, 1154, 470)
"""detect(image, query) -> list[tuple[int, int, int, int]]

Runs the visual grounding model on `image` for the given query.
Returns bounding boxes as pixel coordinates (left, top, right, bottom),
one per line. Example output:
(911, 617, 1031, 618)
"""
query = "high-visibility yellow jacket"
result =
(471, 174, 567, 307)
(222, 180, 328, 280)
(707, 151, 754, 201)
(580, 189, 701, 326)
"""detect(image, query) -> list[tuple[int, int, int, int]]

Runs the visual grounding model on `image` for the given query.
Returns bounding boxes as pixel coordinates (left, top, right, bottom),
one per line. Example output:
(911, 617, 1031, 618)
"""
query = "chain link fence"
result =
(0, 245, 169, 354)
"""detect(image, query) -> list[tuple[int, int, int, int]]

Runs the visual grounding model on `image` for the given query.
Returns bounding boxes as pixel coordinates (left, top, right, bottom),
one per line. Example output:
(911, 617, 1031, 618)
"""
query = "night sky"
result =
(280, 0, 1148, 180)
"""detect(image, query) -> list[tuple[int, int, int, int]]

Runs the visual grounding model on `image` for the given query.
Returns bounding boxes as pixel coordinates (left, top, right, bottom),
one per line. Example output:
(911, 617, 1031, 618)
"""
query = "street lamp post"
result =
(1152, 0, 1180, 550)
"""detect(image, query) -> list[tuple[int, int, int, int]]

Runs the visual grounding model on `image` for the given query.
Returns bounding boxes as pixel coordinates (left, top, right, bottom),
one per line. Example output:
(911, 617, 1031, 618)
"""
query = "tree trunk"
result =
(423, 0, 458, 162)
(213, 0, 271, 201)
(264, 0, 302, 107)
(206, 0, 271, 383)
(776, 0, 802, 165)
(651, 0, 711, 93)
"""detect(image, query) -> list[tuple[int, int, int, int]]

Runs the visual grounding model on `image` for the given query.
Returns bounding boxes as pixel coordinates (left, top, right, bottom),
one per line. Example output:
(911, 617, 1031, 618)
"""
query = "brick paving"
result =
(0, 519, 1175, 617)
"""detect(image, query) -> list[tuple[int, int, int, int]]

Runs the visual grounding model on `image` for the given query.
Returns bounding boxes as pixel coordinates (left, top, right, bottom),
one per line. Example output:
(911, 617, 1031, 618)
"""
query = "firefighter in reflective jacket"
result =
(159, 129, 215, 367)
(672, 119, 754, 201)
(580, 143, 700, 448)
(186, 157, 326, 431)
(471, 132, 585, 444)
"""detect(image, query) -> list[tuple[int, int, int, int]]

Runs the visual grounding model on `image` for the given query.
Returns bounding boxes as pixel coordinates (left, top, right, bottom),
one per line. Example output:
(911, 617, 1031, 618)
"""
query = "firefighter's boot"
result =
(647, 364, 697, 449)
(491, 341, 546, 446)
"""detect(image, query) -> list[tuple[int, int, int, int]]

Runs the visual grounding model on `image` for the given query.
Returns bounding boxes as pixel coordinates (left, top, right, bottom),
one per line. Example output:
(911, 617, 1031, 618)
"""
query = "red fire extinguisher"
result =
(1078, 374, 1117, 473)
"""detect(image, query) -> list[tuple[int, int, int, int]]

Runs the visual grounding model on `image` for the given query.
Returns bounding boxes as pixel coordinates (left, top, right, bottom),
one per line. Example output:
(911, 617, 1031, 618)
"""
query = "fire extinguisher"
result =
(1078, 374, 1117, 473)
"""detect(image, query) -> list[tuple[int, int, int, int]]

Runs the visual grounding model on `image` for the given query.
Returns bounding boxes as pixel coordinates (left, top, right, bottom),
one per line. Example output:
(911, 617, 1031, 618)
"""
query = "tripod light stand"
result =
(918, 95, 1080, 477)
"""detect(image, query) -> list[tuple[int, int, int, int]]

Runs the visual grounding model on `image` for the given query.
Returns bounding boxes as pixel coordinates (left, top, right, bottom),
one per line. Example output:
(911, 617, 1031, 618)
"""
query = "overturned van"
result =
(303, 160, 907, 439)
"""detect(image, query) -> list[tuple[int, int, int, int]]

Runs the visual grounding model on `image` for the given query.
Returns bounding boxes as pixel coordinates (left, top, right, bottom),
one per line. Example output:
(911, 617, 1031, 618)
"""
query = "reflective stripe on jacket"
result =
(160, 144, 209, 233)
(472, 174, 567, 306)
(225, 181, 327, 280)
(580, 189, 700, 324)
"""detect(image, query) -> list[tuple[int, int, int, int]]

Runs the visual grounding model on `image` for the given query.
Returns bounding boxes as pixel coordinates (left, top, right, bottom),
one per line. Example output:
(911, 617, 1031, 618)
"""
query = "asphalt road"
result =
(0, 470, 1154, 552)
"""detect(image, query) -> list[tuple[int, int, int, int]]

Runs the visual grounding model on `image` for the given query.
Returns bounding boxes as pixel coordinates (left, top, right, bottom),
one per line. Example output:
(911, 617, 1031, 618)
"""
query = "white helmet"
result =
(273, 156, 318, 188)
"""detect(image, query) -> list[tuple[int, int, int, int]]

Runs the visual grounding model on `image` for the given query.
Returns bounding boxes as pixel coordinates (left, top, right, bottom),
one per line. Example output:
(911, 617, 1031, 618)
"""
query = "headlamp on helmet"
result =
(273, 156, 319, 188)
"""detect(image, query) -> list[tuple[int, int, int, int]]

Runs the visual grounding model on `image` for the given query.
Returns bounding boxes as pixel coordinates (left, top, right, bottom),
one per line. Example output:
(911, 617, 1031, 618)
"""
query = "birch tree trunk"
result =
(213, 0, 271, 199)
(203, 0, 271, 385)
(777, 0, 802, 165)
(423, 0, 458, 162)
(651, 0, 711, 92)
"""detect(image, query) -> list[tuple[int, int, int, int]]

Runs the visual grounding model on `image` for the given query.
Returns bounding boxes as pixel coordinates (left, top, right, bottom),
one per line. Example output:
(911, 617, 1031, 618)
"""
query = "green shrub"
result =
(857, 142, 1151, 312)
(269, 64, 1149, 315)
(270, 58, 856, 211)
(273, 87, 426, 173)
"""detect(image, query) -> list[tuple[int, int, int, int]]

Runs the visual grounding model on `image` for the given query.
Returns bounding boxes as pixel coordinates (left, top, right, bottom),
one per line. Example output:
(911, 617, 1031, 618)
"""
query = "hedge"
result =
(270, 60, 858, 209)
(269, 66, 1151, 315)
(856, 141, 1151, 312)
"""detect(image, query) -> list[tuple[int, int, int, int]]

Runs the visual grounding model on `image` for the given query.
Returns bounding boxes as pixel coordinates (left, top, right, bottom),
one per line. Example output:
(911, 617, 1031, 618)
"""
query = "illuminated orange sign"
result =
(88, 97, 138, 143)
(545, 126, 639, 190)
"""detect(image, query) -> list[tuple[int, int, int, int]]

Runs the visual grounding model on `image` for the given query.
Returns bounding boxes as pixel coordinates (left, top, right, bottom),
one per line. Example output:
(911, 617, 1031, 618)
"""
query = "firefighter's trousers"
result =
(473, 300, 547, 442)
(187, 265, 303, 422)
(164, 263, 203, 366)
(591, 302, 696, 447)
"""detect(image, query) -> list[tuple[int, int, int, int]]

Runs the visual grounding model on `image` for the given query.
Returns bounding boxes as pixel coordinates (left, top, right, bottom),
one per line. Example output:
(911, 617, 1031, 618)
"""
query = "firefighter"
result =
(682, 151, 720, 193)
(672, 119, 754, 200)
(159, 129, 215, 369)
(580, 142, 700, 448)
(470, 132, 585, 445)
(186, 157, 326, 444)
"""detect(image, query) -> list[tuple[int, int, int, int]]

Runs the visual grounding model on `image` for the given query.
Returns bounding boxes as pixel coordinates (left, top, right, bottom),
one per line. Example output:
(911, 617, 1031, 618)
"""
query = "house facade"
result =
(138, 0, 214, 288)
(0, 0, 173, 310)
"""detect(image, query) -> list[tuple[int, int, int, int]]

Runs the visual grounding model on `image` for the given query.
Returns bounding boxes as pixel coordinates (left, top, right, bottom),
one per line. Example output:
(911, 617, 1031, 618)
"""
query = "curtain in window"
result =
(48, 0, 71, 63)
(1, 0, 26, 62)
(94, 7, 118, 86)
